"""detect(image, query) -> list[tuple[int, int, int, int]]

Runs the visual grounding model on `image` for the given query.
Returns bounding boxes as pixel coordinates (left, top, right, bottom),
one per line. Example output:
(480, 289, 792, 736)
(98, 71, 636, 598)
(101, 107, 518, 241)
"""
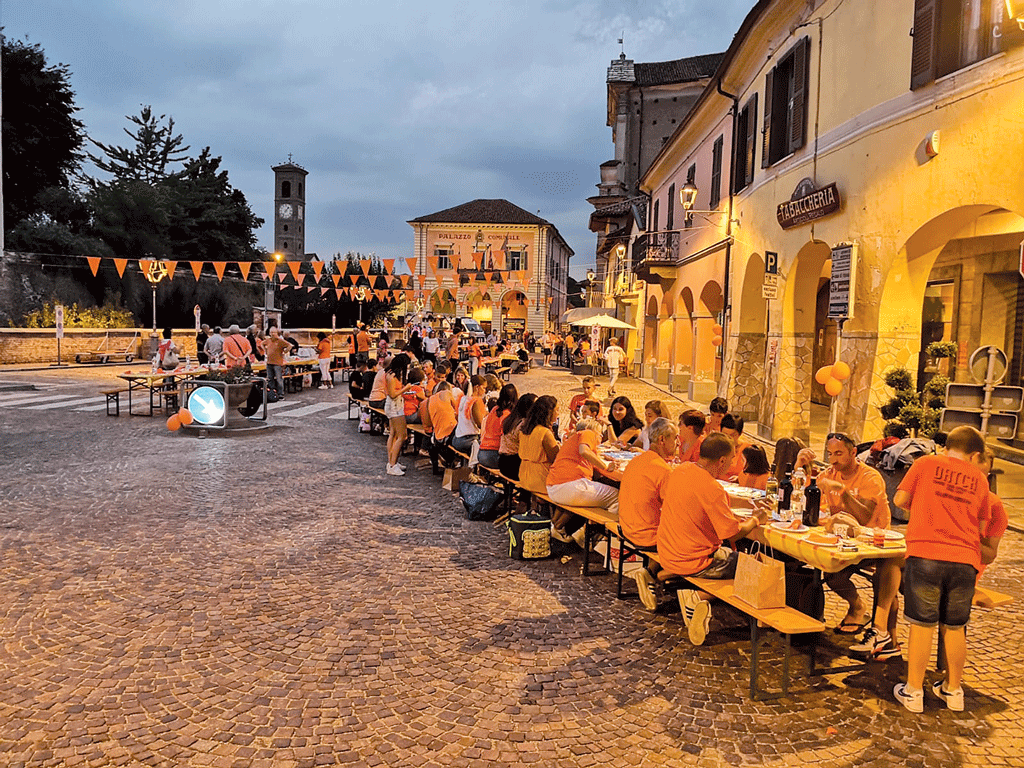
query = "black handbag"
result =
(508, 512, 551, 560)
(458, 481, 503, 521)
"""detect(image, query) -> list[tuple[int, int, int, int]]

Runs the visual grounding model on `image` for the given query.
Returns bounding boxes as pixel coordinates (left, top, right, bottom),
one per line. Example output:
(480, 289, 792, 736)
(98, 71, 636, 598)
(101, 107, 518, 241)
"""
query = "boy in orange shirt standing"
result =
(892, 426, 992, 713)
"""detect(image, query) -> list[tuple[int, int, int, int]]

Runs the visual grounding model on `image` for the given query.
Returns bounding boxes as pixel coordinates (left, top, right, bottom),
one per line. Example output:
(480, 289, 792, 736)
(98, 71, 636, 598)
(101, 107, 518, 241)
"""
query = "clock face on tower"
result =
(278, 203, 293, 219)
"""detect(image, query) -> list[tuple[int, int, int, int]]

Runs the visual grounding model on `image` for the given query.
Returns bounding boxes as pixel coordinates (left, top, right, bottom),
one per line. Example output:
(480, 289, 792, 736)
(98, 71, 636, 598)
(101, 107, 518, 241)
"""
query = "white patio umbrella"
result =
(569, 313, 635, 330)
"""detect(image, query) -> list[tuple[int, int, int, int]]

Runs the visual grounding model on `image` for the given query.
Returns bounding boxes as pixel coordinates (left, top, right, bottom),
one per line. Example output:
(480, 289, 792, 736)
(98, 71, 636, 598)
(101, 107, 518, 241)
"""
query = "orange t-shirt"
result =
(678, 435, 704, 463)
(317, 338, 331, 360)
(427, 391, 457, 440)
(546, 430, 599, 487)
(899, 454, 991, 571)
(820, 462, 890, 529)
(657, 463, 741, 576)
(978, 492, 1007, 576)
(403, 385, 425, 417)
(480, 407, 508, 451)
(618, 450, 672, 548)
(356, 330, 371, 353)
(737, 471, 769, 491)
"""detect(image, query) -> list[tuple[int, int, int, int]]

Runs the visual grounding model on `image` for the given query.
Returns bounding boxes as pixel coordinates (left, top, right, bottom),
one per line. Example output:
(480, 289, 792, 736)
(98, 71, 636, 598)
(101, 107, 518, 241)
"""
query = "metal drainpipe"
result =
(716, 78, 739, 378)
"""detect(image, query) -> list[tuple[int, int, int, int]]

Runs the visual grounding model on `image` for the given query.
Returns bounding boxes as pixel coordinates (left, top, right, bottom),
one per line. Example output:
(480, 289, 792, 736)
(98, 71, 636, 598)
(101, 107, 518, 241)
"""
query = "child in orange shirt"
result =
(892, 426, 992, 714)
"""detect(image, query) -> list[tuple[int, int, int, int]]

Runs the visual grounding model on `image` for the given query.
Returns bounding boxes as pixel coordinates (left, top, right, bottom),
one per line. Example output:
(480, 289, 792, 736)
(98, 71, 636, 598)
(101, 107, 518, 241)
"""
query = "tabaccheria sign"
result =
(777, 179, 842, 230)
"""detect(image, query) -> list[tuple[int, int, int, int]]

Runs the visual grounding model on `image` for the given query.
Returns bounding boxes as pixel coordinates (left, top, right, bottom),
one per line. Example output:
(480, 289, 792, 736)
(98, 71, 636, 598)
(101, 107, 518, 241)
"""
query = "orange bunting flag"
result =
(138, 259, 154, 277)
(349, 274, 360, 286)
(237, 261, 252, 281)
(428, 256, 439, 275)
(336, 289, 343, 300)
(288, 261, 302, 282)
(278, 271, 287, 282)
(263, 261, 278, 280)
(359, 259, 372, 276)
(113, 258, 129, 278)
(417, 274, 426, 288)
(213, 261, 228, 281)
(86, 256, 101, 276)
(401, 274, 410, 288)
(405, 257, 417, 274)
(311, 260, 324, 282)
(307, 286, 316, 293)
(382, 258, 395, 275)
(164, 261, 177, 279)
(321, 287, 329, 296)
(295, 273, 306, 287)
(331, 273, 340, 287)
(189, 261, 204, 280)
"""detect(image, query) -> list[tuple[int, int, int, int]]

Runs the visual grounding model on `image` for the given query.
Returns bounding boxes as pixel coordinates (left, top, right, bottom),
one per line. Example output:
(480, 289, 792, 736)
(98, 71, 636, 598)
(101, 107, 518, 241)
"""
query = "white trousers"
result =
(547, 478, 619, 514)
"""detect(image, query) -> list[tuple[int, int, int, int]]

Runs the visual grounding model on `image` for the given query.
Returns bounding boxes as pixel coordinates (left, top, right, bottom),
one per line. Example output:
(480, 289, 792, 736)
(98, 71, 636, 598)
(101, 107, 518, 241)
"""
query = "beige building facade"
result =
(408, 199, 572, 337)
(621, 0, 1024, 446)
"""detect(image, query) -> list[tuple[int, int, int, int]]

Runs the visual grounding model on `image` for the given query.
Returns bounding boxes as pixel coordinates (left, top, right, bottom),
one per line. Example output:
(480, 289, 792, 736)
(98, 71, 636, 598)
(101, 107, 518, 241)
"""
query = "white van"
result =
(457, 318, 485, 341)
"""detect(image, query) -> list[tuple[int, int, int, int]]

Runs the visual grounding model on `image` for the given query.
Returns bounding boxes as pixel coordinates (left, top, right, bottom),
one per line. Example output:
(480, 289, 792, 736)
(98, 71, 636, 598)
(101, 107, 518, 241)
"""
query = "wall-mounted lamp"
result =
(586, 269, 596, 282)
(1008, 0, 1024, 29)
(679, 181, 733, 226)
(614, 244, 627, 259)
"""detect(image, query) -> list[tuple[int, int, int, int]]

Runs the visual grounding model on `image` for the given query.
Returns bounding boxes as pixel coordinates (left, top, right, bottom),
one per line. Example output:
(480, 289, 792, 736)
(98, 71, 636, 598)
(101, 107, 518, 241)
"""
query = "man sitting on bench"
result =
(656, 433, 771, 645)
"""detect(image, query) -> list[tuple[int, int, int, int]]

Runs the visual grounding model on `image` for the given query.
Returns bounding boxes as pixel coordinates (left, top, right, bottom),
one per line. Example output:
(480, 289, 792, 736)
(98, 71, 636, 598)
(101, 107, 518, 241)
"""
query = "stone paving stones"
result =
(0, 367, 1022, 766)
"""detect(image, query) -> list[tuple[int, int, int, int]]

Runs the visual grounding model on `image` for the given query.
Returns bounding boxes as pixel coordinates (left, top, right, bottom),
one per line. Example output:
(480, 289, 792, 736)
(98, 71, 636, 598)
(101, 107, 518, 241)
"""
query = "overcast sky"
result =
(3, 0, 753, 278)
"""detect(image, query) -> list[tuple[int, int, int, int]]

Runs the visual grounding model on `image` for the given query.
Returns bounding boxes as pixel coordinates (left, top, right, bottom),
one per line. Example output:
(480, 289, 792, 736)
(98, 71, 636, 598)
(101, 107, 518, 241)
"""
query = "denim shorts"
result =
(903, 556, 977, 628)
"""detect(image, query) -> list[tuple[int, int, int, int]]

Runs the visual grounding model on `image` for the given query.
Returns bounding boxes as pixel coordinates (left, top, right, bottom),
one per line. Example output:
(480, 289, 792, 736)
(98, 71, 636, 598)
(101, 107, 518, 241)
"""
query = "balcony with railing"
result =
(632, 231, 679, 280)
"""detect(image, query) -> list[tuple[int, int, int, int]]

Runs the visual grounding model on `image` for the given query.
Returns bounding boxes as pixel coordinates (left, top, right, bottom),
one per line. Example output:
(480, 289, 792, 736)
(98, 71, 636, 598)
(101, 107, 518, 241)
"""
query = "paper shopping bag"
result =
(442, 465, 473, 492)
(733, 550, 787, 610)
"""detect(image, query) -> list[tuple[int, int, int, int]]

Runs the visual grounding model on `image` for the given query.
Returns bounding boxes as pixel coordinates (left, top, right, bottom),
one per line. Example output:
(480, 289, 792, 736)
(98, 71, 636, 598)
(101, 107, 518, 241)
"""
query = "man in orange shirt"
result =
(422, 381, 459, 476)
(815, 432, 892, 639)
(355, 323, 371, 364)
(892, 426, 992, 714)
(223, 324, 254, 367)
(657, 434, 770, 645)
(618, 418, 678, 611)
(677, 410, 706, 463)
(721, 415, 750, 480)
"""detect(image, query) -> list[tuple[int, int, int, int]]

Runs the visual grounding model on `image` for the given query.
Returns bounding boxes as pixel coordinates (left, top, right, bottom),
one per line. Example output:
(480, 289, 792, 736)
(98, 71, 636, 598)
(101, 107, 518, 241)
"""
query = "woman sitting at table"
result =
(158, 328, 180, 370)
(606, 396, 644, 448)
(478, 383, 517, 469)
(499, 393, 536, 481)
(546, 417, 622, 540)
(518, 395, 560, 497)
(451, 374, 487, 455)
(736, 444, 772, 490)
(637, 399, 671, 450)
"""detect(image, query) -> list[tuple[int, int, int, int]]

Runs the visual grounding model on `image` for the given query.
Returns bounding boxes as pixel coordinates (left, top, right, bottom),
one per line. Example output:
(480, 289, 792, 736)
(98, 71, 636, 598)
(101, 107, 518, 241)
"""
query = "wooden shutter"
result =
(910, 0, 939, 90)
(667, 184, 675, 230)
(787, 37, 811, 155)
(745, 92, 758, 185)
(710, 136, 723, 209)
(761, 70, 773, 168)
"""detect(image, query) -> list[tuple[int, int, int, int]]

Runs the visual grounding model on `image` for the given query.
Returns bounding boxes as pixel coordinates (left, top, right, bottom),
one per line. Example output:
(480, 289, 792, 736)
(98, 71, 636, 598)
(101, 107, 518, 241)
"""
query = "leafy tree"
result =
(1, 34, 87, 229)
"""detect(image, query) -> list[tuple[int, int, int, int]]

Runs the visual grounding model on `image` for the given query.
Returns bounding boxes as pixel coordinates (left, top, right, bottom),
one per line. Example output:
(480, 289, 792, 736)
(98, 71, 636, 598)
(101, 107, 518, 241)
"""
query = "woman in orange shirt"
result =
(518, 395, 560, 496)
(316, 332, 333, 390)
(546, 418, 623, 538)
(737, 444, 771, 490)
(478, 383, 517, 469)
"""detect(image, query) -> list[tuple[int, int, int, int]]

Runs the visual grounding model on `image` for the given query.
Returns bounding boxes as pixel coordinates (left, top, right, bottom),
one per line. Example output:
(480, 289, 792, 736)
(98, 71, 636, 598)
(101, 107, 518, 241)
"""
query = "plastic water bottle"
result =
(151, 353, 159, 373)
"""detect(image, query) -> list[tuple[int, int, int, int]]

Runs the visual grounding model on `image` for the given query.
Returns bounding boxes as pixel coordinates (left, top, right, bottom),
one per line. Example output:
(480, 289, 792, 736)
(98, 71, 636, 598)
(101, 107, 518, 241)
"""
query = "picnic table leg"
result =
(750, 617, 760, 700)
(782, 633, 791, 698)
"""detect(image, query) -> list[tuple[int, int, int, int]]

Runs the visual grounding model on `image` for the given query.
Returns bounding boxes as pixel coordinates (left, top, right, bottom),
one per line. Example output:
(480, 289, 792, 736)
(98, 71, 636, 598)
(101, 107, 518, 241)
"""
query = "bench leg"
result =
(106, 392, 120, 417)
(750, 618, 760, 700)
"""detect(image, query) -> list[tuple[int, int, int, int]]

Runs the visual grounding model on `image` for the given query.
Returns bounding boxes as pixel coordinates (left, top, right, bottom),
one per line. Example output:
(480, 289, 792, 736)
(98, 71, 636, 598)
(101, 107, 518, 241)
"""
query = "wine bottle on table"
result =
(779, 465, 794, 513)
(802, 472, 821, 527)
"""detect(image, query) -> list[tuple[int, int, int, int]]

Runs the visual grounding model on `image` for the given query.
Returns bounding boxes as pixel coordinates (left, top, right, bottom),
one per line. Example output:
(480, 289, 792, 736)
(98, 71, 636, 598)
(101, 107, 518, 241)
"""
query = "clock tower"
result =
(272, 158, 309, 259)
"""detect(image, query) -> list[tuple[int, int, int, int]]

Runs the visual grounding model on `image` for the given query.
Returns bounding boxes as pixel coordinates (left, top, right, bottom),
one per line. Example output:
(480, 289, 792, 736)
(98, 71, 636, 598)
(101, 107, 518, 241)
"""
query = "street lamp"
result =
(263, 252, 284, 330)
(143, 259, 169, 354)
(1008, 1, 1024, 29)
(679, 181, 734, 226)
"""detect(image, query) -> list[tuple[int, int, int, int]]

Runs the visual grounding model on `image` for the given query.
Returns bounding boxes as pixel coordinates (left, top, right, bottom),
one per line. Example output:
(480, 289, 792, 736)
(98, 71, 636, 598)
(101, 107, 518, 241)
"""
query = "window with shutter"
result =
(761, 69, 774, 169)
(787, 37, 811, 155)
(710, 136, 724, 210)
(732, 95, 757, 193)
(745, 92, 758, 186)
(911, 0, 939, 88)
(653, 199, 660, 233)
(667, 183, 676, 230)
(763, 37, 811, 167)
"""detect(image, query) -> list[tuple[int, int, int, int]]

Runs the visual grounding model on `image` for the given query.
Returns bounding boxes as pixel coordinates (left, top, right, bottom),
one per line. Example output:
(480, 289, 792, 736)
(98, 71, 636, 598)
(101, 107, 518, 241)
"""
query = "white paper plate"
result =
(770, 521, 808, 533)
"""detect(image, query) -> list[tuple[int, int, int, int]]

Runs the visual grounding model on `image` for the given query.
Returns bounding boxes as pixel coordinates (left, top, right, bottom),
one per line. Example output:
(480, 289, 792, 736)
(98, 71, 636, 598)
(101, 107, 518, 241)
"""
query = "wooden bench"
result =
(686, 576, 825, 700)
(102, 388, 127, 417)
(974, 584, 1013, 609)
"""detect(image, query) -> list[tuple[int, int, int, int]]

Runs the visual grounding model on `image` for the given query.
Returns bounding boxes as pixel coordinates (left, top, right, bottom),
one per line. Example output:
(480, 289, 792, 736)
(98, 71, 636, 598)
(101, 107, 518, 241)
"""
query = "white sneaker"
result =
(386, 463, 405, 476)
(632, 568, 658, 611)
(677, 589, 712, 645)
(396, 462, 406, 470)
(893, 683, 924, 713)
(932, 680, 965, 711)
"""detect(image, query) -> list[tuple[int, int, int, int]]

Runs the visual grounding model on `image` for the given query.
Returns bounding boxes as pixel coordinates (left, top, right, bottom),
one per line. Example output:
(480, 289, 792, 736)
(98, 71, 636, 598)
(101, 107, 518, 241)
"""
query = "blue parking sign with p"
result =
(765, 251, 779, 275)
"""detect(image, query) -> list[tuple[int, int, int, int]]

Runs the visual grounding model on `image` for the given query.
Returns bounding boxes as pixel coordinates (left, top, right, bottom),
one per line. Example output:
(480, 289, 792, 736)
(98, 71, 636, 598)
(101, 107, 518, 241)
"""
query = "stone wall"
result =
(728, 332, 766, 421)
(0, 328, 355, 365)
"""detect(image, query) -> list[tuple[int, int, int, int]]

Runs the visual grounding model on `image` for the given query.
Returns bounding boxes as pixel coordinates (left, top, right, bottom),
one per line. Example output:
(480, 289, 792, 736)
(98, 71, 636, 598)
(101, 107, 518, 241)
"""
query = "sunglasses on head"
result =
(826, 432, 856, 447)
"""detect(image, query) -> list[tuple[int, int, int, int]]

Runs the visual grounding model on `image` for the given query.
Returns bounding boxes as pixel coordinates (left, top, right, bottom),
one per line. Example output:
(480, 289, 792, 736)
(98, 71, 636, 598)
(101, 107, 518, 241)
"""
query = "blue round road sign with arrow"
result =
(189, 386, 225, 425)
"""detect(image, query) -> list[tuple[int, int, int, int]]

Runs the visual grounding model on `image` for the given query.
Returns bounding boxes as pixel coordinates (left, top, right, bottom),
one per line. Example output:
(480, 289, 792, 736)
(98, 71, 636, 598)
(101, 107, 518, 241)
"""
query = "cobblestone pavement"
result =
(0, 364, 1022, 767)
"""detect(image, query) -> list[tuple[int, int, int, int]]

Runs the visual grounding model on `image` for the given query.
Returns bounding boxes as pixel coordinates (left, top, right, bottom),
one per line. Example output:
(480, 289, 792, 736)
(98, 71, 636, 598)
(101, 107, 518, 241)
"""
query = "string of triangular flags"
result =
(74, 254, 536, 305)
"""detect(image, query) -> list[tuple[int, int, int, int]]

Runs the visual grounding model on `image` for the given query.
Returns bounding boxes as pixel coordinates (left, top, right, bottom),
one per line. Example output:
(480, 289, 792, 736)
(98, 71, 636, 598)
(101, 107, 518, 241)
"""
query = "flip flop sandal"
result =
(835, 620, 868, 634)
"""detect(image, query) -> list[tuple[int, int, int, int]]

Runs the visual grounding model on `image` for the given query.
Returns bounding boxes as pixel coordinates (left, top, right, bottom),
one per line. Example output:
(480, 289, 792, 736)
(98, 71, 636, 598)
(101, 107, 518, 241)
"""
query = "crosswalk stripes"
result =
(23, 396, 106, 410)
(271, 402, 342, 418)
(0, 393, 84, 407)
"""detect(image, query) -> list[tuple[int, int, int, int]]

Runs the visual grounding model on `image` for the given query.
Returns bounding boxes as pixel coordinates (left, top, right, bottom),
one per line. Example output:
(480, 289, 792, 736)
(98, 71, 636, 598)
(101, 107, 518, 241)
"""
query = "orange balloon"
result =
(178, 407, 194, 426)
(815, 366, 833, 385)
(166, 414, 182, 431)
(712, 324, 723, 335)
(831, 361, 851, 381)
(711, 335, 723, 346)
(824, 378, 843, 397)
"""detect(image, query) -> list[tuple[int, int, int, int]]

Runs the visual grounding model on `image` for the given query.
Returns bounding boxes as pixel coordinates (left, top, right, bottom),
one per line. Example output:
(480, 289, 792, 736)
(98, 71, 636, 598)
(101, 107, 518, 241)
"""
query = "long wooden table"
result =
(117, 362, 270, 416)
